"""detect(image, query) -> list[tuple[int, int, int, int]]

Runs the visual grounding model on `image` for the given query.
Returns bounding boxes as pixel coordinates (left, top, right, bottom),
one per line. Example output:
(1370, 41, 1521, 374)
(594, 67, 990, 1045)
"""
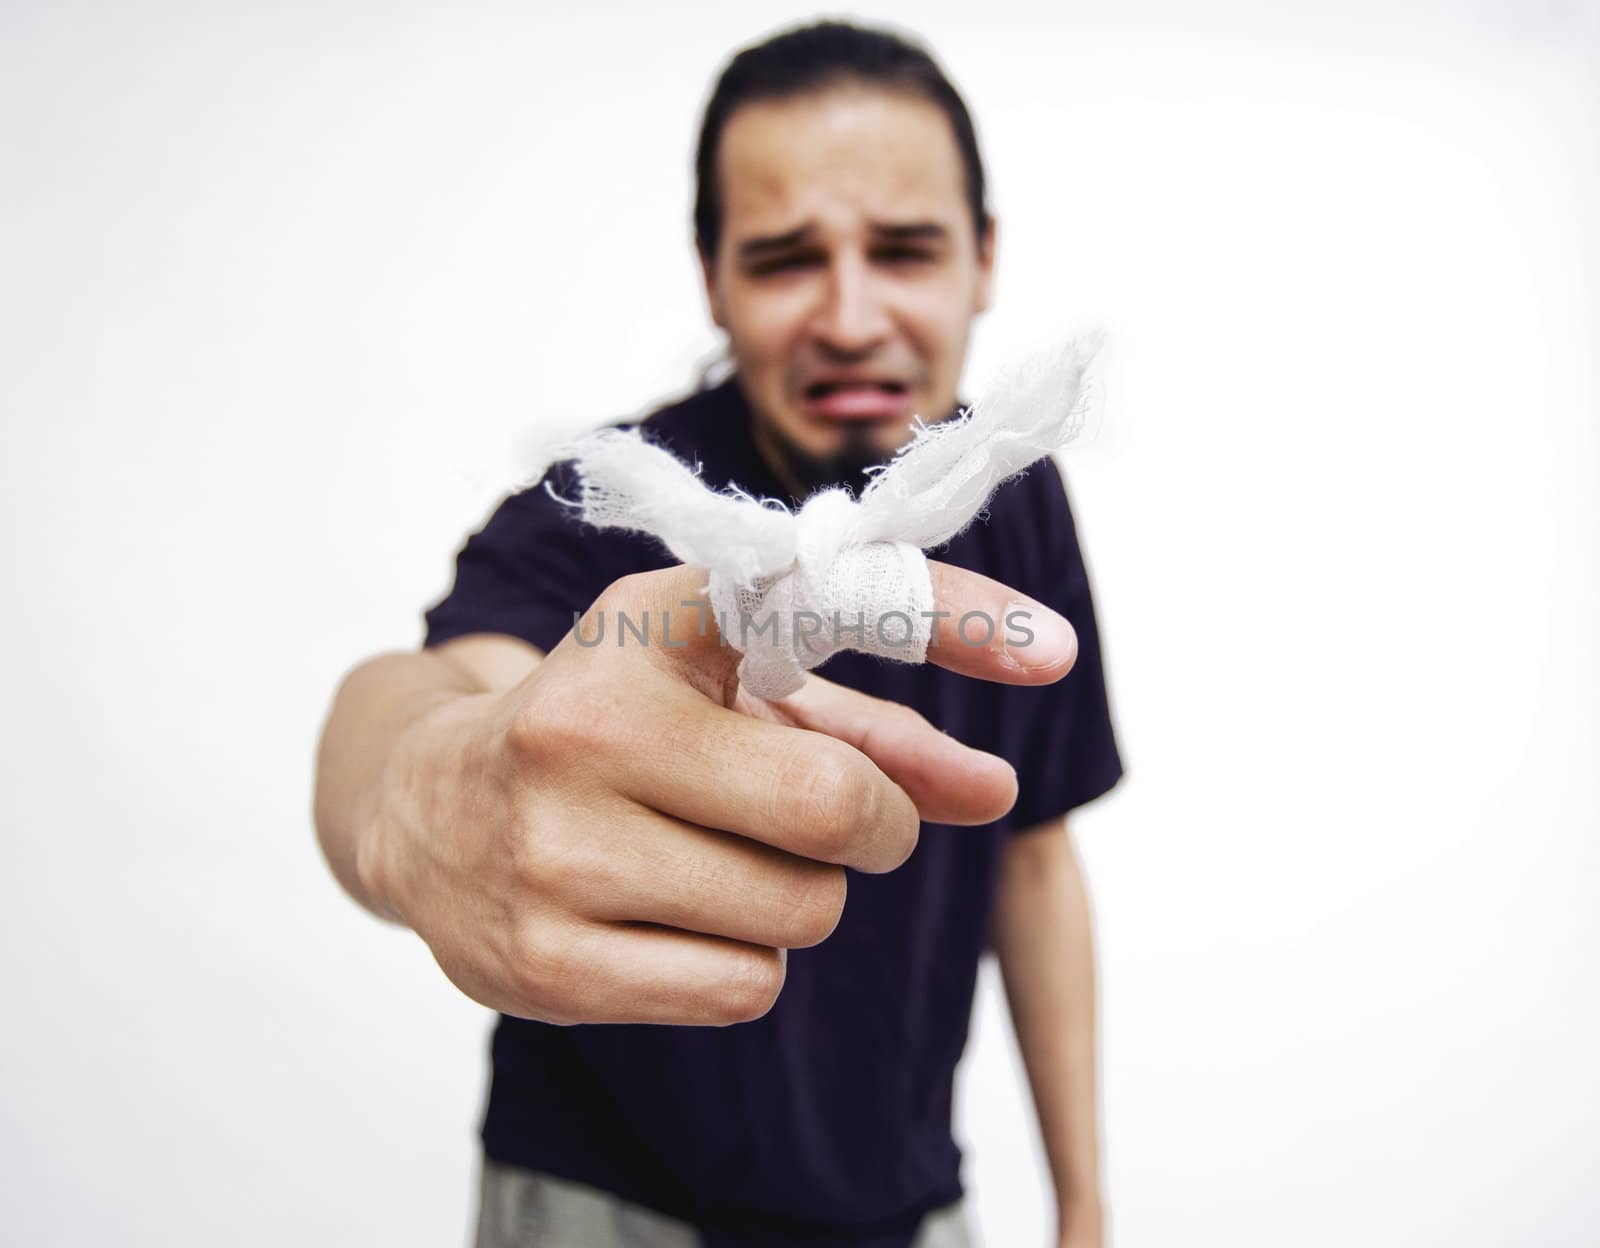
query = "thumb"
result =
(589, 564, 744, 705)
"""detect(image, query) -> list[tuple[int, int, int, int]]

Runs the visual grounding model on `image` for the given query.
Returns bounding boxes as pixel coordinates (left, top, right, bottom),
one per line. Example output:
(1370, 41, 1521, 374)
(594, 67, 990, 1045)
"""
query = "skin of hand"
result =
(345, 559, 1076, 1027)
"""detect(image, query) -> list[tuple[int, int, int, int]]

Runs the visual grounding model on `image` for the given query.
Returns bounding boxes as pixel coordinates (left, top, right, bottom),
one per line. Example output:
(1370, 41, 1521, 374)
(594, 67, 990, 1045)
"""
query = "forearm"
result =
(992, 817, 1103, 1241)
(312, 650, 485, 923)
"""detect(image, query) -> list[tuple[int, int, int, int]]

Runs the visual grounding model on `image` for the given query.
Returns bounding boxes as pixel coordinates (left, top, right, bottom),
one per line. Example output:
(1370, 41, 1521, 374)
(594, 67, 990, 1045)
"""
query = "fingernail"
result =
(1003, 600, 1077, 671)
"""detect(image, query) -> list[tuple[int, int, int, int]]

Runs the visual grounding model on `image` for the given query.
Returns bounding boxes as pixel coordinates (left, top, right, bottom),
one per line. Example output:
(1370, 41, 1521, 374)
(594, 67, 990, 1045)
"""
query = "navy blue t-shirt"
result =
(424, 375, 1123, 1247)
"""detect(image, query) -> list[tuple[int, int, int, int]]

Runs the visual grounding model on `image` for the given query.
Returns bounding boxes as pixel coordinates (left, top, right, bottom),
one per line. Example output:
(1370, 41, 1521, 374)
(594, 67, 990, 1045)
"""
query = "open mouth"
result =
(798, 379, 913, 423)
(803, 380, 907, 400)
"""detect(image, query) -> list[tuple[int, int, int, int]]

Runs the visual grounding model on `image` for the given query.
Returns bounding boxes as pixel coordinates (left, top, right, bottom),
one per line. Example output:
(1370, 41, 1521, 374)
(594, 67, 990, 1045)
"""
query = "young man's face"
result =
(699, 84, 996, 496)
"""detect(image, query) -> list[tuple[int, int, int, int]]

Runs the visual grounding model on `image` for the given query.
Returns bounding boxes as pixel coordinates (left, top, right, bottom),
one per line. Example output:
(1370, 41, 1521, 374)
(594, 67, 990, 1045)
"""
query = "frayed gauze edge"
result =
(544, 331, 1104, 700)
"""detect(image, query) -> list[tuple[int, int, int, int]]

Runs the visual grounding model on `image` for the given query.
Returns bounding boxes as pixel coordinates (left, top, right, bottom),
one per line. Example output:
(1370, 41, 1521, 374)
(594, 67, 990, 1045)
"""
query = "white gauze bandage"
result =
(546, 332, 1104, 700)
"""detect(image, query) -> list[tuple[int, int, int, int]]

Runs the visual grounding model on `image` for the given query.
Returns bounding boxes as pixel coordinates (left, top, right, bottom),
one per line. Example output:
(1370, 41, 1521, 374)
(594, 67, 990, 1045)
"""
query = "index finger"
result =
(921, 559, 1079, 684)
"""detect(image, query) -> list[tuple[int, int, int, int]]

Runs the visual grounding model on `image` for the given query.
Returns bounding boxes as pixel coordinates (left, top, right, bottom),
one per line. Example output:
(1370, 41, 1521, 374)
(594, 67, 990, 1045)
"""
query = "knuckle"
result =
(505, 922, 588, 1020)
(705, 949, 786, 1024)
(506, 815, 617, 918)
(505, 681, 612, 769)
(502, 680, 562, 761)
(352, 823, 394, 913)
(503, 823, 546, 888)
(879, 814, 920, 871)
(508, 825, 573, 898)
(591, 571, 651, 617)
(783, 866, 847, 947)
(540, 837, 619, 916)
(778, 745, 876, 862)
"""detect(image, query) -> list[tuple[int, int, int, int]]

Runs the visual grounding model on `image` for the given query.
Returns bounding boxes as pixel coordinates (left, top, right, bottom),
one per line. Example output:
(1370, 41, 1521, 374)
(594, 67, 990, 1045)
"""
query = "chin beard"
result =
(762, 421, 890, 501)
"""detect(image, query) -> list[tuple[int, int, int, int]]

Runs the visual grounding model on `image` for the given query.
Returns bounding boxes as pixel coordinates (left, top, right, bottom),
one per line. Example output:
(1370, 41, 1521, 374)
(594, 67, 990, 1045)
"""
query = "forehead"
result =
(716, 85, 968, 238)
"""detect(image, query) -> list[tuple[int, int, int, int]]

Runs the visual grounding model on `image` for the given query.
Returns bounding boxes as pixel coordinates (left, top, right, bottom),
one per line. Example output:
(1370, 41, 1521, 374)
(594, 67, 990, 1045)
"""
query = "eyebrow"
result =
(738, 227, 813, 263)
(736, 220, 951, 263)
(872, 222, 950, 244)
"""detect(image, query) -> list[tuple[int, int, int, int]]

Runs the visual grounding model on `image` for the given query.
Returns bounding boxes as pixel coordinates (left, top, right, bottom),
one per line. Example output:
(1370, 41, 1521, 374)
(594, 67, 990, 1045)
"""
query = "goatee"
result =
(762, 421, 890, 502)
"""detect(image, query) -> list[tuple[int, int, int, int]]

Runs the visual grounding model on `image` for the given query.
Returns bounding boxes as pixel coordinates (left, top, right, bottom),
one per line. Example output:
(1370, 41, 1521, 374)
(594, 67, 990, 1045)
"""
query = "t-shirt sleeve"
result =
(423, 458, 675, 654)
(1001, 458, 1125, 831)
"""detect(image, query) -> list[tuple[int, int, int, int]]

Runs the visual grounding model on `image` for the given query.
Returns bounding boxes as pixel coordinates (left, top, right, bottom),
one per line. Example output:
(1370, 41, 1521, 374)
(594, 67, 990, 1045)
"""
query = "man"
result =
(314, 19, 1121, 1248)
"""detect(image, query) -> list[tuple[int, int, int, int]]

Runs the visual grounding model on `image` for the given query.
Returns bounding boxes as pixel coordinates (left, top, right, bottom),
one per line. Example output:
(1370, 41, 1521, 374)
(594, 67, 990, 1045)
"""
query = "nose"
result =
(811, 253, 892, 357)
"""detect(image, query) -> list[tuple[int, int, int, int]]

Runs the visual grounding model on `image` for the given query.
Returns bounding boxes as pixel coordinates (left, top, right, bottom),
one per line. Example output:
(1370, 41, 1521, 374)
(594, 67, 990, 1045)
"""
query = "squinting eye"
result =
(874, 247, 937, 265)
(753, 254, 821, 275)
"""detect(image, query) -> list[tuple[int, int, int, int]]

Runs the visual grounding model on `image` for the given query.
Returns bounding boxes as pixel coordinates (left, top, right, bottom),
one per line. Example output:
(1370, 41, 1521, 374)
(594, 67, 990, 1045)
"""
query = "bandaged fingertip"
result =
(545, 332, 1104, 700)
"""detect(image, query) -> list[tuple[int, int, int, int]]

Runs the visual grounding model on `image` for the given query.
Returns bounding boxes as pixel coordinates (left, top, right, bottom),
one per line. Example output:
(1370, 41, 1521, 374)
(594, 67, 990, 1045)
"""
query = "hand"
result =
(353, 560, 1077, 1026)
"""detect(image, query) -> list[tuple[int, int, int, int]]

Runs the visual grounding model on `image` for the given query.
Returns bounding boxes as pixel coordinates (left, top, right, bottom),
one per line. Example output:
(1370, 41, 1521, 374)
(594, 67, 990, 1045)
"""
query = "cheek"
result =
(727, 291, 810, 377)
(899, 287, 970, 362)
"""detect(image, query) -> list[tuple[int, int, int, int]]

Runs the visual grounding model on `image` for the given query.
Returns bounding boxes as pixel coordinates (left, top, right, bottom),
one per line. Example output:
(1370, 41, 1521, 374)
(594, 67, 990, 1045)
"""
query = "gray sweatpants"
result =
(474, 1156, 976, 1248)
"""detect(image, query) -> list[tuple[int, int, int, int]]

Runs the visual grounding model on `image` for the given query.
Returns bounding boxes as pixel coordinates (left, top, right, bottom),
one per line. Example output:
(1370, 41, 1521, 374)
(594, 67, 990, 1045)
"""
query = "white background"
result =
(2, 2, 1595, 1245)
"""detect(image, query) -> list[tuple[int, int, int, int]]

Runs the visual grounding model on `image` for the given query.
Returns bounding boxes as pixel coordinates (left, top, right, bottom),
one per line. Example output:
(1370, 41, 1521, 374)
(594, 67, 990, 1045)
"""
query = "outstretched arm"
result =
(993, 814, 1105, 1248)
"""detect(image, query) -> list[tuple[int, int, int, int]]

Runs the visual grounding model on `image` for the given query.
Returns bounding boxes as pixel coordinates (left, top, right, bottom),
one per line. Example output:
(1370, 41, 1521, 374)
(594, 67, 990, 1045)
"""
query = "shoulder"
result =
(507, 378, 739, 535)
(423, 383, 733, 650)
(599, 376, 747, 475)
(458, 381, 739, 578)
